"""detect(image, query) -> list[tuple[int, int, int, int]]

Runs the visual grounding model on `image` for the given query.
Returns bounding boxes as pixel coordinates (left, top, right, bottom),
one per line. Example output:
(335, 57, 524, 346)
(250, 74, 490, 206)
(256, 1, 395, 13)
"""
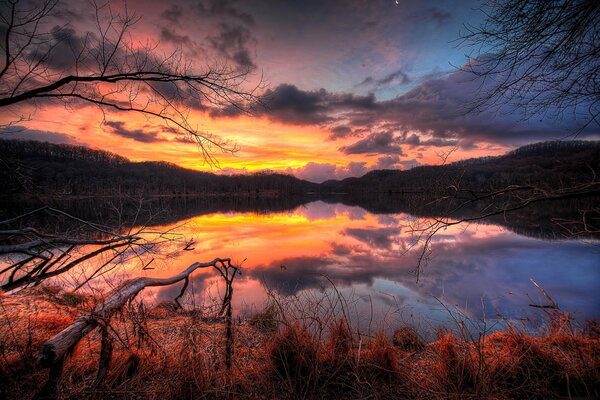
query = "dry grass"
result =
(0, 288, 598, 400)
(249, 304, 279, 333)
(392, 326, 426, 353)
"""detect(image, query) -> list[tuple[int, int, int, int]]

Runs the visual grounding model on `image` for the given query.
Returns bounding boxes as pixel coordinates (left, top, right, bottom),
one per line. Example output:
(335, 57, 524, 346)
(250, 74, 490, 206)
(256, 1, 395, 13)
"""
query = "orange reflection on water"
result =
(138, 205, 385, 278)
(3, 201, 598, 325)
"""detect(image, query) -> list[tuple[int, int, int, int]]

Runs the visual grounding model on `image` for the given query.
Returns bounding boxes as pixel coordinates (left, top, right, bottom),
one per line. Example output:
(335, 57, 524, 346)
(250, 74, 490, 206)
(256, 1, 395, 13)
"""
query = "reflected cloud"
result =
(43, 200, 600, 325)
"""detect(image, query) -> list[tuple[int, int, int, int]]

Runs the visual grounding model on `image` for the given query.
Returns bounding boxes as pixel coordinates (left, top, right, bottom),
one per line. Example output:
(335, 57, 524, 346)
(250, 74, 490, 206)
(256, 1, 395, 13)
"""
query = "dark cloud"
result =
(161, 5, 184, 24)
(26, 26, 91, 72)
(0, 125, 79, 144)
(344, 227, 400, 250)
(251, 256, 337, 295)
(213, 84, 376, 125)
(207, 73, 576, 149)
(328, 126, 370, 141)
(197, 0, 254, 25)
(328, 125, 352, 139)
(208, 23, 256, 70)
(341, 131, 405, 155)
(330, 242, 353, 256)
(160, 28, 191, 45)
(403, 133, 421, 146)
(260, 85, 331, 124)
(105, 121, 162, 143)
(358, 68, 411, 89)
(427, 8, 452, 24)
(401, 133, 458, 147)
(215, 63, 600, 148)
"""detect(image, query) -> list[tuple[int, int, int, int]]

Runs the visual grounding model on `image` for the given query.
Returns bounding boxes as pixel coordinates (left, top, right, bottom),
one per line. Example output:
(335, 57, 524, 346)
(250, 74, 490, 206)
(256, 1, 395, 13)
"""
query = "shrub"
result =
(361, 332, 399, 381)
(58, 291, 86, 307)
(270, 323, 319, 393)
(497, 331, 566, 398)
(250, 304, 279, 332)
(392, 326, 426, 352)
(326, 319, 353, 363)
(430, 333, 477, 395)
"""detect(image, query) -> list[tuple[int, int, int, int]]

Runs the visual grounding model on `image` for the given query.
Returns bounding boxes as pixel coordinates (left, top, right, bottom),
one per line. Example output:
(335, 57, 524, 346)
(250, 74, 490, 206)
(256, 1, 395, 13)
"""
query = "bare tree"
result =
(0, 204, 191, 292)
(460, 0, 600, 132)
(399, 0, 600, 278)
(0, 0, 260, 290)
(0, 0, 260, 164)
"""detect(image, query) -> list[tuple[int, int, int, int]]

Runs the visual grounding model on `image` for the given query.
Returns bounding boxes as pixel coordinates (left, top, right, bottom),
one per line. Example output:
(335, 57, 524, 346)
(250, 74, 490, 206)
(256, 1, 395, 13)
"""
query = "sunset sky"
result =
(2, 0, 598, 182)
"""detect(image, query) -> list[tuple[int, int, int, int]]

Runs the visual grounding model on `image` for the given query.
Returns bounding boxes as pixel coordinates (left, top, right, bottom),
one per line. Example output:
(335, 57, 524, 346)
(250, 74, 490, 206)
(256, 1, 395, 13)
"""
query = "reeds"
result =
(0, 286, 598, 400)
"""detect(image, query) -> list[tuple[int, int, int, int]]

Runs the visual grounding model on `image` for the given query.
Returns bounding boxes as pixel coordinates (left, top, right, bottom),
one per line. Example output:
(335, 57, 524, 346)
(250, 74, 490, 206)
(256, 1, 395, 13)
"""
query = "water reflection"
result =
(125, 200, 600, 328)
(3, 199, 599, 330)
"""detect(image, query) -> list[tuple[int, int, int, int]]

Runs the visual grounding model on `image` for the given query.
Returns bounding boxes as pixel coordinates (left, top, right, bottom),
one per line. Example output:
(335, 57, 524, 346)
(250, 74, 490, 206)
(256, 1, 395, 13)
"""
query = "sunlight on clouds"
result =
(14, 101, 510, 181)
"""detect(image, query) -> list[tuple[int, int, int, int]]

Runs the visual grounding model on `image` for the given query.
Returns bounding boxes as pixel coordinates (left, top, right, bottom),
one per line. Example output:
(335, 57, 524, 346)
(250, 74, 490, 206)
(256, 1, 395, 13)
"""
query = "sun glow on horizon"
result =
(13, 102, 511, 182)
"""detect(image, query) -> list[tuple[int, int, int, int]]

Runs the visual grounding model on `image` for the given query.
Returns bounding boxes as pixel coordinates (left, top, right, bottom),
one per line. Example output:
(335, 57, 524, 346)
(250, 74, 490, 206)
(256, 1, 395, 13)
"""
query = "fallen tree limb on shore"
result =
(34, 257, 239, 400)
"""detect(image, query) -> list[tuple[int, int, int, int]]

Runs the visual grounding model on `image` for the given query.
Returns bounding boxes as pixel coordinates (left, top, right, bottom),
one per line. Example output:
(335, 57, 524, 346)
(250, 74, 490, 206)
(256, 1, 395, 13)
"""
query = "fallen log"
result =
(35, 258, 237, 399)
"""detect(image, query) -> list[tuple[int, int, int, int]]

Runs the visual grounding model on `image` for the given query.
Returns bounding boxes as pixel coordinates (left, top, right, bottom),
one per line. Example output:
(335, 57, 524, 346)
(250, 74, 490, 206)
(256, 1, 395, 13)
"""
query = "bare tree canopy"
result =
(461, 0, 600, 132)
(0, 0, 260, 164)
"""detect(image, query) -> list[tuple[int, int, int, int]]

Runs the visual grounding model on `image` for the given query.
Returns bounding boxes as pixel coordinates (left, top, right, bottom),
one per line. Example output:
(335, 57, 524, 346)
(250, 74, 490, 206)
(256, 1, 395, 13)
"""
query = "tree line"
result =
(0, 139, 316, 197)
(1, 139, 599, 199)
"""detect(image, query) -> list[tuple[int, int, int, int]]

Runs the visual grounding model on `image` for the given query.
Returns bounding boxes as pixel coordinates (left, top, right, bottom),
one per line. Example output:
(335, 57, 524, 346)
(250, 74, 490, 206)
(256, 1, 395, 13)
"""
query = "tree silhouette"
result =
(0, 0, 260, 164)
(461, 0, 600, 132)
(0, 0, 258, 291)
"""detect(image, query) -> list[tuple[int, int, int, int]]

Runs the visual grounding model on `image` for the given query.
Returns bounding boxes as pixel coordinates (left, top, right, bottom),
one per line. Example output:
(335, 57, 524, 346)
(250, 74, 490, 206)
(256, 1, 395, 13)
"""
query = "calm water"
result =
(3, 198, 599, 334)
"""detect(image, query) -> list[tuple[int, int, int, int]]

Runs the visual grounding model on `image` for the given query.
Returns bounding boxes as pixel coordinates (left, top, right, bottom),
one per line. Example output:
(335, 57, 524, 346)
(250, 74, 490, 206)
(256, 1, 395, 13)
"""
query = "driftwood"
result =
(35, 258, 238, 399)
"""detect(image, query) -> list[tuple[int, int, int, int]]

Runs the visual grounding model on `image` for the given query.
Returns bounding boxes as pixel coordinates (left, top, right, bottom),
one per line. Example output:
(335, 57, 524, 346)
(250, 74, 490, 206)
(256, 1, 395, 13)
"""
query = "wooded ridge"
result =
(1, 139, 598, 197)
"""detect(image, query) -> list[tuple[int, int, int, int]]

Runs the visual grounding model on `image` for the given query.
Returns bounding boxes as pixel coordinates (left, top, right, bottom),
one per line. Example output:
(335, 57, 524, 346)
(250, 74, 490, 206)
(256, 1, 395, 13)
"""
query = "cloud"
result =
(211, 64, 599, 149)
(344, 227, 400, 250)
(329, 125, 352, 139)
(427, 8, 452, 24)
(328, 125, 369, 141)
(161, 5, 184, 24)
(196, 0, 254, 25)
(105, 121, 162, 143)
(213, 83, 376, 124)
(288, 161, 369, 183)
(398, 159, 420, 169)
(290, 162, 337, 183)
(341, 130, 406, 155)
(358, 68, 411, 89)
(0, 125, 80, 144)
(401, 133, 459, 147)
(25, 26, 92, 73)
(160, 28, 191, 44)
(250, 256, 338, 295)
(375, 155, 401, 169)
(259, 84, 333, 124)
(208, 23, 256, 70)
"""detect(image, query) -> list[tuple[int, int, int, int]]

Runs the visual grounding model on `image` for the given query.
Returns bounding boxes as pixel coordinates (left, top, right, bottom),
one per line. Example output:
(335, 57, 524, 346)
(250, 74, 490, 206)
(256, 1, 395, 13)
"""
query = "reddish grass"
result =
(392, 326, 426, 353)
(1, 289, 598, 399)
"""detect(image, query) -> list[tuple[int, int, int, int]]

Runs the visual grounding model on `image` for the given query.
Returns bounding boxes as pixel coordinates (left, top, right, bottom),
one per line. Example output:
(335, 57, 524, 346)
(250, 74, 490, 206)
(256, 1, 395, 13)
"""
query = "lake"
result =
(16, 196, 596, 336)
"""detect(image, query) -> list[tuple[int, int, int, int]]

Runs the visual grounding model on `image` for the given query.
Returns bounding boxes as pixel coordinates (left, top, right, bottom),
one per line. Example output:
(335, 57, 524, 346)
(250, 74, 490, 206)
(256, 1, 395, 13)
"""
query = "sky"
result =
(1, 0, 598, 182)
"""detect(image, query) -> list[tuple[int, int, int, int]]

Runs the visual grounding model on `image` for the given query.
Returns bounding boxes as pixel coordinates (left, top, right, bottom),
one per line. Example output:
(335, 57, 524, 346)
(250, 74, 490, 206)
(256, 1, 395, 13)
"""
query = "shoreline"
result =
(1, 286, 598, 399)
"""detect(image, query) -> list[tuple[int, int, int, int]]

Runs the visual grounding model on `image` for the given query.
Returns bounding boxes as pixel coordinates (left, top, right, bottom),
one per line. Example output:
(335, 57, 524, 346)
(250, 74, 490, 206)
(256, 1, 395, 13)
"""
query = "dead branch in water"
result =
(0, 205, 185, 293)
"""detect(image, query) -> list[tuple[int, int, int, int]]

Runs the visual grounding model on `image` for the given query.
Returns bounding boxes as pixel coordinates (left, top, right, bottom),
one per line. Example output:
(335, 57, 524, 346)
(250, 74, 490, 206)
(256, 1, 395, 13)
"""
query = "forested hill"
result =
(0, 139, 317, 196)
(321, 140, 600, 195)
(1, 139, 599, 197)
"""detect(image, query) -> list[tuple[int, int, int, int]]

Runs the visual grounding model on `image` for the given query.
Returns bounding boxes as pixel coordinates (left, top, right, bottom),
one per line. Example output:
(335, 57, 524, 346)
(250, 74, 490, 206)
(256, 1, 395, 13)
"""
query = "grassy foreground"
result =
(0, 286, 598, 400)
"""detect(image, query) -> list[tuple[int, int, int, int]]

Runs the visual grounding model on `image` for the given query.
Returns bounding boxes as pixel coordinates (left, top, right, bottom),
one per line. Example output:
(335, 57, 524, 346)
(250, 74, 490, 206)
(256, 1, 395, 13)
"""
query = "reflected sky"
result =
(44, 201, 600, 330)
